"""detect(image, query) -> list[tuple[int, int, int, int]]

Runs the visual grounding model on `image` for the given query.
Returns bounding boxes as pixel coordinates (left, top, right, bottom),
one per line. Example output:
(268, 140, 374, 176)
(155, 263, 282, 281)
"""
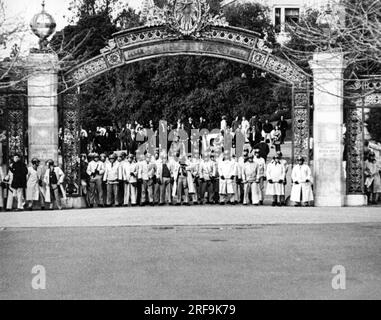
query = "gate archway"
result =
(59, 1, 311, 196)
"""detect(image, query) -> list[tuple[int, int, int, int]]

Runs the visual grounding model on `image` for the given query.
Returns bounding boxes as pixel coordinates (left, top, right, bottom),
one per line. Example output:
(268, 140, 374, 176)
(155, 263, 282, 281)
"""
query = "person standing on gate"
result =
(266, 155, 286, 206)
(86, 153, 105, 208)
(103, 153, 121, 207)
(43, 160, 65, 210)
(26, 158, 45, 210)
(290, 156, 314, 207)
(8, 154, 28, 211)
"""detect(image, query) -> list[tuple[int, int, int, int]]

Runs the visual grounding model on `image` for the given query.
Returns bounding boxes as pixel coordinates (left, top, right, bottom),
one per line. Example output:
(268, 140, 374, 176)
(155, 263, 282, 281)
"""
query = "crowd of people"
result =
(0, 155, 65, 211)
(1, 117, 380, 212)
(78, 149, 314, 209)
(78, 115, 289, 156)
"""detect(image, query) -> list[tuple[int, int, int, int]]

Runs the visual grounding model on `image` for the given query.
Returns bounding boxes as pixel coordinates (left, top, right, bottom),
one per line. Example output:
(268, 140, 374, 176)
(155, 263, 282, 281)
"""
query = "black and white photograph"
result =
(0, 0, 381, 304)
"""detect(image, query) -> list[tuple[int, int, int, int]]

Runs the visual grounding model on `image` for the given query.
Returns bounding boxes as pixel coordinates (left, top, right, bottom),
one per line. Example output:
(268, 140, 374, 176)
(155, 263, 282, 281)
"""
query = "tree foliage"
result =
(60, 0, 291, 130)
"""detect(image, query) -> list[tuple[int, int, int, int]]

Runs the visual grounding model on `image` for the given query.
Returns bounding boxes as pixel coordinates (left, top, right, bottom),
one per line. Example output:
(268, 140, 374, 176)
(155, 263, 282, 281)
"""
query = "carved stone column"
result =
(309, 52, 347, 207)
(27, 52, 59, 164)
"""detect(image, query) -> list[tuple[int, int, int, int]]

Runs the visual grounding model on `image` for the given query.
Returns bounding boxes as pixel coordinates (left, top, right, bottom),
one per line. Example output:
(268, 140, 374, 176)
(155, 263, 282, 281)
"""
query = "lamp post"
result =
(30, 1, 57, 51)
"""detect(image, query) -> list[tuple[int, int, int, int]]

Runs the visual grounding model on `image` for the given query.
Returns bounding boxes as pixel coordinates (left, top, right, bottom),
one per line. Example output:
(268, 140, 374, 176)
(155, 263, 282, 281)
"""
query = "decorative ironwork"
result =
(345, 77, 381, 195)
(346, 108, 364, 194)
(143, 0, 228, 36)
(61, 4, 311, 171)
(293, 106, 310, 162)
(61, 94, 81, 197)
(64, 13, 308, 87)
(295, 93, 309, 107)
(8, 109, 26, 159)
(0, 92, 28, 164)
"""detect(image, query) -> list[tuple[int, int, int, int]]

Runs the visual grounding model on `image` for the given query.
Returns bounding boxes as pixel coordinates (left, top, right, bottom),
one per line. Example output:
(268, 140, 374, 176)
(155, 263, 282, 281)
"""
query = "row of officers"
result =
(82, 149, 314, 208)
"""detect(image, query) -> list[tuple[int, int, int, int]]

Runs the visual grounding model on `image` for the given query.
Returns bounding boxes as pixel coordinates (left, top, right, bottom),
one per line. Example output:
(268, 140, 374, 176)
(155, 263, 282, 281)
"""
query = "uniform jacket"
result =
(86, 161, 105, 177)
(103, 161, 121, 183)
(121, 161, 138, 183)
(242, 162, 260, 183)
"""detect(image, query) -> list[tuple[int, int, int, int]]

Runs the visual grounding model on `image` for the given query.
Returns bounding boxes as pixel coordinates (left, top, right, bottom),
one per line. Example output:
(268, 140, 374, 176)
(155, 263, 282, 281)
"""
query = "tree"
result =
(285, 0, 381, 75)
(62, 1, 290, 130)
(0, 0, 28, 88)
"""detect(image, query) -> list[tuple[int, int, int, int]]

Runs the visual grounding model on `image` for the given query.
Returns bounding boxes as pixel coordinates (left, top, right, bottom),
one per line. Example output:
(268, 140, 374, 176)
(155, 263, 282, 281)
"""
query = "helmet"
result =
(31, 158, 40, 165)
(46, 159, 55, 166)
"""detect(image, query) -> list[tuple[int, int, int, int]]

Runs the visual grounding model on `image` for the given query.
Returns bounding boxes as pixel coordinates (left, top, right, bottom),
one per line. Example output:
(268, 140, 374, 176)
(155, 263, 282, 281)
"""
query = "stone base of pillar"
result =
(345, 195, 368, 207)
(315, 196, 345, 207)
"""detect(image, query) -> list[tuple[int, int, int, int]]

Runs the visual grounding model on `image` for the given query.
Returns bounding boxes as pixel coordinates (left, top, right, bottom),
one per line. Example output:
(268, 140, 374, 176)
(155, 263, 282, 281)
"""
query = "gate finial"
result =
(30, 0, 56, 51)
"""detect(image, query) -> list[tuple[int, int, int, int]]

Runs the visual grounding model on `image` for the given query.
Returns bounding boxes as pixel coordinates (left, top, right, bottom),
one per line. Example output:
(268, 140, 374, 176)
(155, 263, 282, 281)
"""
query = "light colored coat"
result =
(121, 161, 138, 183)
(103, 162, 121, 183)
(43, 167, 65, 203)
(290, 164, 314, 203)
(253, 157, 266, 178)
(266, 161, 286, 196)
(86, 160, 105, 177)
(26, 166, 44, 201)
(199, 160, 215, 181)
(242, 162, 259, 183)
(218, 160, 236, 194)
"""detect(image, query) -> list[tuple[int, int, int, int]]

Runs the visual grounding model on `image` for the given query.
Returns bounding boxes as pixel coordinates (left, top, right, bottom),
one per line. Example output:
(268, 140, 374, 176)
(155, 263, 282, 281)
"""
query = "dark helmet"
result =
(46, 159, 55, 166)
(31, 158, 40, 165)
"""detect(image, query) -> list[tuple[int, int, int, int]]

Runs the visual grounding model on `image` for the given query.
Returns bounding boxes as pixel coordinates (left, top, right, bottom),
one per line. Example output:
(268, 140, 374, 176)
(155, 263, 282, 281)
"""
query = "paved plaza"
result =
(0, 206, 380, 228)
(1, 217, 381, 300)
(0, 206, 381, 300)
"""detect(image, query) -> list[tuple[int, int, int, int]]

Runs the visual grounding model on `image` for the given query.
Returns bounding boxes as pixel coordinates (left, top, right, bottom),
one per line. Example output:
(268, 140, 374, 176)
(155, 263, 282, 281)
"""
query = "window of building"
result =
(274, 7, 281, 33)
(285, 8, 300, 24)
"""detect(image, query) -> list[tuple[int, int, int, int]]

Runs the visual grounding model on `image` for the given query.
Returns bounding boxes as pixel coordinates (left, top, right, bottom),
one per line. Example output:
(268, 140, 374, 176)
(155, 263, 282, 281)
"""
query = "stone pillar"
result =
(27, 52, 59, 165)
(309, 52, 346, 207)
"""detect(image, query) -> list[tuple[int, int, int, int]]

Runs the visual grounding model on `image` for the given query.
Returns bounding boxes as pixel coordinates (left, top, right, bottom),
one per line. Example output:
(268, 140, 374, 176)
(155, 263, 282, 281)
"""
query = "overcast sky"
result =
(2, 0, 141, 56)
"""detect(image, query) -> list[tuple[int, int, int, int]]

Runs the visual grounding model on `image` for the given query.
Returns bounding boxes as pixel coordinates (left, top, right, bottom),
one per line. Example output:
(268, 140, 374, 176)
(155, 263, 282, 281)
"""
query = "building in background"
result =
(222, 0, 337, 44)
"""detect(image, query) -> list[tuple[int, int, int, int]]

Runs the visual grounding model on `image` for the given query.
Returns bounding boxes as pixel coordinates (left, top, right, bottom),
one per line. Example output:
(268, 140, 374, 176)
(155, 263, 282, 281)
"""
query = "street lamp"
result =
(30, 1, 57, 51)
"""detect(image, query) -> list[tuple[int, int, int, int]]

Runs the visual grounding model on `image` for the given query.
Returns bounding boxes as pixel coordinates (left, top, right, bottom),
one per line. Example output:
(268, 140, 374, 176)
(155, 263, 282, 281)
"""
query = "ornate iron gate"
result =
(60, 92, 81, 197)
(345, 78, 381, 195)
(0, 87, 28, 166)
(292, 82, 312, 164)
